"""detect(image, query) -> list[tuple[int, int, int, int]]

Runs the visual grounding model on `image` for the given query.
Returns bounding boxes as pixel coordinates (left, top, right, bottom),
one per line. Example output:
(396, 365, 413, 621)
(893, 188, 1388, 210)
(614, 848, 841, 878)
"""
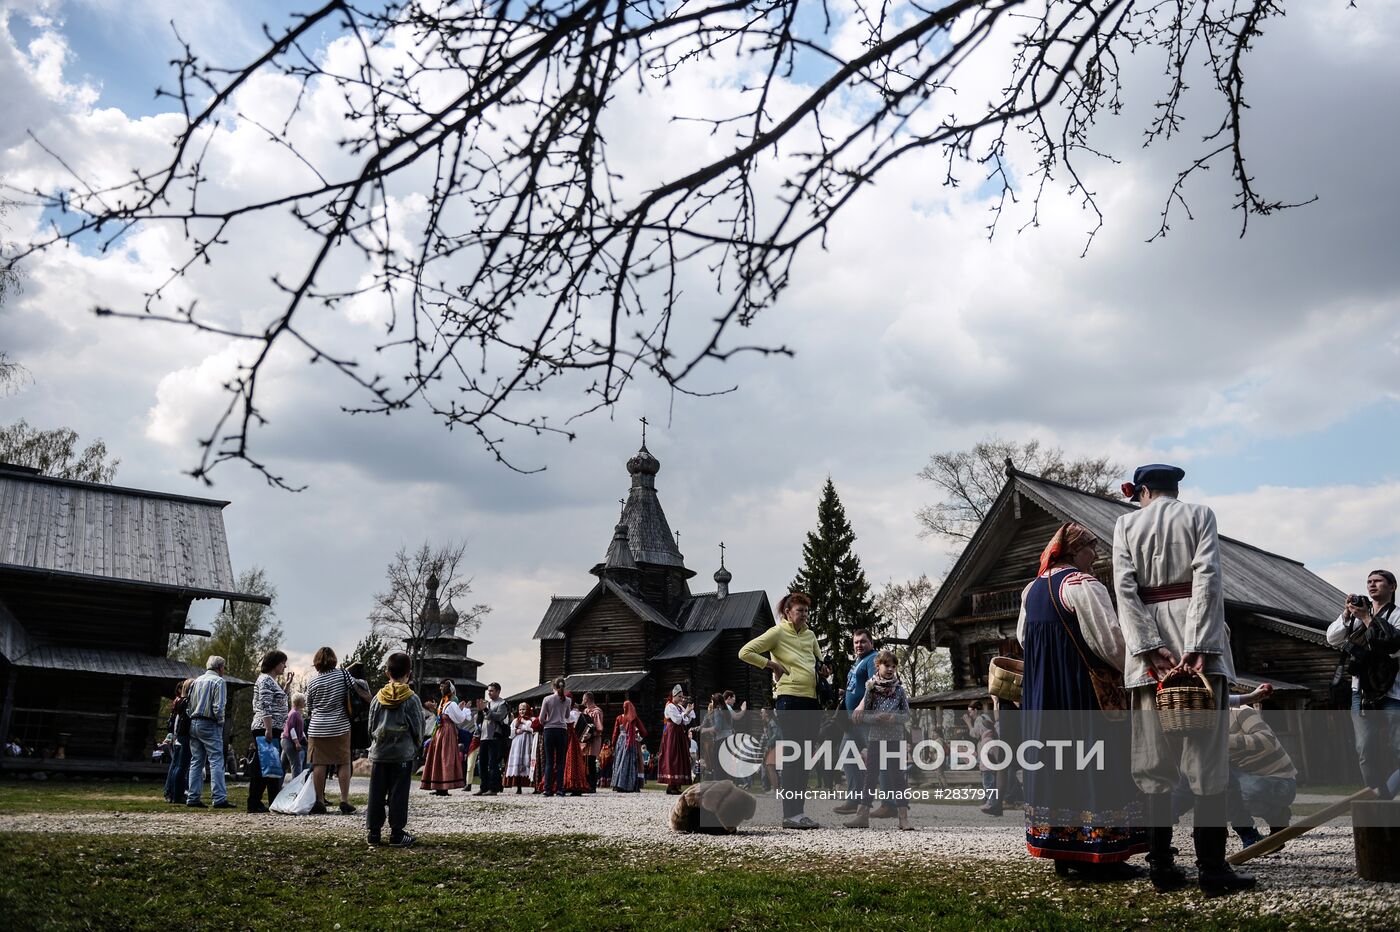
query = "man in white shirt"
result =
(1325, 569, 1400, 796)
(1113, 464, 1252, 895)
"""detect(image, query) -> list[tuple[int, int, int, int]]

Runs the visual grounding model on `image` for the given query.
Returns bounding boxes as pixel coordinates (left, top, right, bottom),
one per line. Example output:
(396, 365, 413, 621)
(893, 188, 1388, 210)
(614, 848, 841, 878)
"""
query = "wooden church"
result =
(508, 439, 775, 744)
(908, 463, 1354, 782)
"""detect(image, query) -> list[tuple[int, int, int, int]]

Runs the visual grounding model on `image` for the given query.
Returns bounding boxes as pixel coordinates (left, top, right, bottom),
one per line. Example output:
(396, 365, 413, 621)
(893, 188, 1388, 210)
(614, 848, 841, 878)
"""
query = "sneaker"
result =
(309, 801, 328, 815)
(389, 833, 417, 848)
(339, 801, 357, 815)
(782, 814, 821, 830)
(1236, 827, 1264, 850)
(869, 804, 897, 819)
(833, 802, 860, 815)
(185, 800, 207, 809)
(211, 801, 234, 810)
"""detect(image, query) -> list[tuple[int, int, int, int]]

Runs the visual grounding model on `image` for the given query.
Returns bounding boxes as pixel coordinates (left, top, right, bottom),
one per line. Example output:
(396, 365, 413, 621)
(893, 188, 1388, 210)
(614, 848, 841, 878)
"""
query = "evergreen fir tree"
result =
(790, 478, 883, 684)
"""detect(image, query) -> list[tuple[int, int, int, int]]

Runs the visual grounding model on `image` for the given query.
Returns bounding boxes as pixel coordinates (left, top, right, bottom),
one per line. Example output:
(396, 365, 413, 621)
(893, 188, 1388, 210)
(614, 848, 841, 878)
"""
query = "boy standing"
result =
(367, 651, 425, 847)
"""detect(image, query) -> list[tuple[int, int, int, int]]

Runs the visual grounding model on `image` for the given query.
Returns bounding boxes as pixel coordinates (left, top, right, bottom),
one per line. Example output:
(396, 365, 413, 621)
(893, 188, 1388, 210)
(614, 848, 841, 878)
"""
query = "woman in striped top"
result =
(306, 646, 370, 815)
(248, 650, 289, 812)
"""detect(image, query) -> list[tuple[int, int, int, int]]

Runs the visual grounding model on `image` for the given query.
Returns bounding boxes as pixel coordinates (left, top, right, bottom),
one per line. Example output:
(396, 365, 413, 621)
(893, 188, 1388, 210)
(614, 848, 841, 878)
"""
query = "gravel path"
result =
(4, 780, 1398, 924)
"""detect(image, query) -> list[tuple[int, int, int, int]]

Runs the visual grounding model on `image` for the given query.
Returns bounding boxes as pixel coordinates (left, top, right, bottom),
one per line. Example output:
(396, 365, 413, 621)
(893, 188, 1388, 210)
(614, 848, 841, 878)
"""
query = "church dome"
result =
(626, 443, 660, 477)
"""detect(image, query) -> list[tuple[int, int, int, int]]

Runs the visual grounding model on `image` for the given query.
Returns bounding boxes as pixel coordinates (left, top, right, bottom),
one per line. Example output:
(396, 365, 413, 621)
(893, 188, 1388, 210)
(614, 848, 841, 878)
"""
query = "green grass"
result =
(0, 831, 1376, 932)
(0, 779, 366, 815)
(1, 779, 1394, 931)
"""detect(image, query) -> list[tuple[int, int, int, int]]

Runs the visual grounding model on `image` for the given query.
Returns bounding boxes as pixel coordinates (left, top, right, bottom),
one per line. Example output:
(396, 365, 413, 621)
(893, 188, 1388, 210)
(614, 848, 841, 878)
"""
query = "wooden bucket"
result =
(1155, 668, 1215, 734)
(988, 657, 1024, 703)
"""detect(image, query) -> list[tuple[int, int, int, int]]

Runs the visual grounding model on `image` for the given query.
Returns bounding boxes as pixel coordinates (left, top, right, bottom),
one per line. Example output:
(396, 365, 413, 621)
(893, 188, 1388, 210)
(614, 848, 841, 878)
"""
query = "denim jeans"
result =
(1227, 770, 1296, 830)
(163, 740, 189, 801)
(1350, 693, 1400, 795)
(774, 695, 821, 819)
(841, 724, 866, 806)
(281, 737, 305, 779)
(367, 760, 413, 841)
(186, 719, 227, 805)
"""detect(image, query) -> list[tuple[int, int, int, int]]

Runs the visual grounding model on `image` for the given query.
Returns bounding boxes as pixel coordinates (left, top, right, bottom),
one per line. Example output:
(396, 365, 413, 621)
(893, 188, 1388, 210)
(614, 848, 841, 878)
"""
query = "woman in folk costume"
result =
(562, 696, 590, 795)
(597, 740, 613, 788)
(1018, 522, 1146, 879)
(530, 715, 546, 792)
(421, 679, 469, 795)
(504, 702, 537, 793)
(610, 700, 647, 792)
(658, 684, 696, 794)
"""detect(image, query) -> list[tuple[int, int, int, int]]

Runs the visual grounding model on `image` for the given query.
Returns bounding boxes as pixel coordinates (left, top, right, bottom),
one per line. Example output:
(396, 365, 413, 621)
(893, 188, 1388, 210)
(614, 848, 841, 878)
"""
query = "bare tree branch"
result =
(5, 0, 1310, 486)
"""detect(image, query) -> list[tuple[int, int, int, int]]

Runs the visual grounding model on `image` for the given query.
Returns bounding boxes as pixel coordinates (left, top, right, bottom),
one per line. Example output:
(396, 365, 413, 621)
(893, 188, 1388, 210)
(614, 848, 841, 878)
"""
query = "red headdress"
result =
(1038, 522, 1098, 575)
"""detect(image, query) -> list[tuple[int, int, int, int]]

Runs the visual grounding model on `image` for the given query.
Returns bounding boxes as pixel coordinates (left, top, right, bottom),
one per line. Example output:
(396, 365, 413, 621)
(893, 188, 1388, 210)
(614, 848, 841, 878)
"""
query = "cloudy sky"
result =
(3, 1, 1398, 695)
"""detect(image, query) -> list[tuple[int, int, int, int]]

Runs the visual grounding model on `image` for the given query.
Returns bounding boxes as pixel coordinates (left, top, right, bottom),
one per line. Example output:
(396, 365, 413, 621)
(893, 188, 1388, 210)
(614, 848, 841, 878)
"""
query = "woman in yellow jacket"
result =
(739, 591, 829, 829)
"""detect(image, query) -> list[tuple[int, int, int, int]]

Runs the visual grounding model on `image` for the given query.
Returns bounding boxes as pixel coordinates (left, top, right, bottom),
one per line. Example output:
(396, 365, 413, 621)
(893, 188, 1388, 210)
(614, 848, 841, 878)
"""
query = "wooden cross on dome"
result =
(639, 415, 649, 446)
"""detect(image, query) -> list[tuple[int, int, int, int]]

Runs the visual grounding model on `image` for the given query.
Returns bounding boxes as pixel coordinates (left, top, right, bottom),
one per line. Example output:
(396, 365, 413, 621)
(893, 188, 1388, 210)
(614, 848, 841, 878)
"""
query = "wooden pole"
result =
(1228, 787, 1377, 865)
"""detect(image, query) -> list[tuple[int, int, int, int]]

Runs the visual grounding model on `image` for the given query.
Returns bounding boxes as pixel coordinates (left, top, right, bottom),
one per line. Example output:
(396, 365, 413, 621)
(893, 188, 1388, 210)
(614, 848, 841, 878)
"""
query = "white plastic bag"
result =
(270, 769, 316, 815)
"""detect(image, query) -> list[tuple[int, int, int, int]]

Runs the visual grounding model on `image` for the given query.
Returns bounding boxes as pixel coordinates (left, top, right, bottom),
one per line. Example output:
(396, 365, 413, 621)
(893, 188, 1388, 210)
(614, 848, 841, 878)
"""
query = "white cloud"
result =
(5, 1, 1400, 697)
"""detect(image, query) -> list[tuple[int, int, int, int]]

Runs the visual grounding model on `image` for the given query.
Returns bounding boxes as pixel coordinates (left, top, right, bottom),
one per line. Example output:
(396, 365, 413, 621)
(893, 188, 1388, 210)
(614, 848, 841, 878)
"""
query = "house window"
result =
(588, 652, 613, 671)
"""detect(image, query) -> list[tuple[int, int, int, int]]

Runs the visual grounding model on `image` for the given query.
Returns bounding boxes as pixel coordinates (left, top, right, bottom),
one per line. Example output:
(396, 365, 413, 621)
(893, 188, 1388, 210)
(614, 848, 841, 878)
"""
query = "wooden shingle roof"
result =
(0, 469, 268, 603)
(911, 469, 1346, 648)
(532, 595, 586, 641)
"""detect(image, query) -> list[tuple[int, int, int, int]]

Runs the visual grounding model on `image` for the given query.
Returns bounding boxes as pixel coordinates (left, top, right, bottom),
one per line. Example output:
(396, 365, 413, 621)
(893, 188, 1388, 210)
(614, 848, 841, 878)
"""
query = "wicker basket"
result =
(987, 657, 1024, 703)
(1155, 668, 1215, 734)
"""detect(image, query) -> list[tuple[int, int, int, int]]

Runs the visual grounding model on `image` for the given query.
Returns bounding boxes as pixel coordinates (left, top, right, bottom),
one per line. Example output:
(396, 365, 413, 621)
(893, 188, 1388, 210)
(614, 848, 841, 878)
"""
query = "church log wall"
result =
(564, 591, 649, 675)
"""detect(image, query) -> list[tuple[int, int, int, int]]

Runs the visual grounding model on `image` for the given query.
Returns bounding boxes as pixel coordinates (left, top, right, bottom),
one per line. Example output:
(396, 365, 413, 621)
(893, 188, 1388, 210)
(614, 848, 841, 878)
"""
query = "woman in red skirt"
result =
(563, 700, 590, 796)
(420, 679, 468, 794)
(658, 684, 696, 794)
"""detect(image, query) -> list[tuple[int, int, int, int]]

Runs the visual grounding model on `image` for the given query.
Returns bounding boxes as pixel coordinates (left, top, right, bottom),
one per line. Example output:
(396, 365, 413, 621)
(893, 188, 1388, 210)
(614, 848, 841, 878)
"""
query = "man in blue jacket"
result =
(834, 629, 877, 815)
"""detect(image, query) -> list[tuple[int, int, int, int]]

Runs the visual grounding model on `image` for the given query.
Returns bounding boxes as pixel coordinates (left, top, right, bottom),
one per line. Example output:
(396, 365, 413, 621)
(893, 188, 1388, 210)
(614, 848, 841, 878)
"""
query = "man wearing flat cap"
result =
(1113, 464, 1254, 895)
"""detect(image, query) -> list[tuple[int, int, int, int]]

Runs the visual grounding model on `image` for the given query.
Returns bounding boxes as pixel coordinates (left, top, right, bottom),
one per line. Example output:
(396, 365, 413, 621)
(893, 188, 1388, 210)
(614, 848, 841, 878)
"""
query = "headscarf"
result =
(1038, 522, 1097, 575)
(620, 700, 638, 723)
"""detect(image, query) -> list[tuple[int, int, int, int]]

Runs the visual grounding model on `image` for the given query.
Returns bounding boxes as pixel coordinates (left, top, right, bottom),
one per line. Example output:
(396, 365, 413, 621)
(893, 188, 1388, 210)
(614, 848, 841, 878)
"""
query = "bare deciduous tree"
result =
(917, 437, 1118, 543)
(6, 0, 1311, 486)
(369, 540, 490, 686)
(875, 574, 951, 698)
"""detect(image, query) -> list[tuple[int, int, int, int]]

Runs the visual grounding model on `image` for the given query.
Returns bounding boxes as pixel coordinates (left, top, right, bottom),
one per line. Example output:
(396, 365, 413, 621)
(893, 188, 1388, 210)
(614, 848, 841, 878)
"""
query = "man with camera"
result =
(1326, 570, 1400, 797)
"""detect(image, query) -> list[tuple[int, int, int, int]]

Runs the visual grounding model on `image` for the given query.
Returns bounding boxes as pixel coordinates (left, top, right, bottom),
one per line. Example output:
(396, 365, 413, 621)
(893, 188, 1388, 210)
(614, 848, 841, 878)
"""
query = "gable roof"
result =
(532, 595, 586, 641)
(650, 629, 721, 660)
(533, 580, 682, 640)
(505, 670, 650, 704)
(675, 590, 772, 631)
(0, 469, 268, 603)
(911, 469, 1346, 647)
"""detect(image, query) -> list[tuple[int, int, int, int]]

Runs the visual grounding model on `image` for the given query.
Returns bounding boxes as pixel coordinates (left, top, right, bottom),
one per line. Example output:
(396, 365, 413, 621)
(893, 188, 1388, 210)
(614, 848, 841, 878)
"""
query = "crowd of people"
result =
(143, 462, 1400, 900)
